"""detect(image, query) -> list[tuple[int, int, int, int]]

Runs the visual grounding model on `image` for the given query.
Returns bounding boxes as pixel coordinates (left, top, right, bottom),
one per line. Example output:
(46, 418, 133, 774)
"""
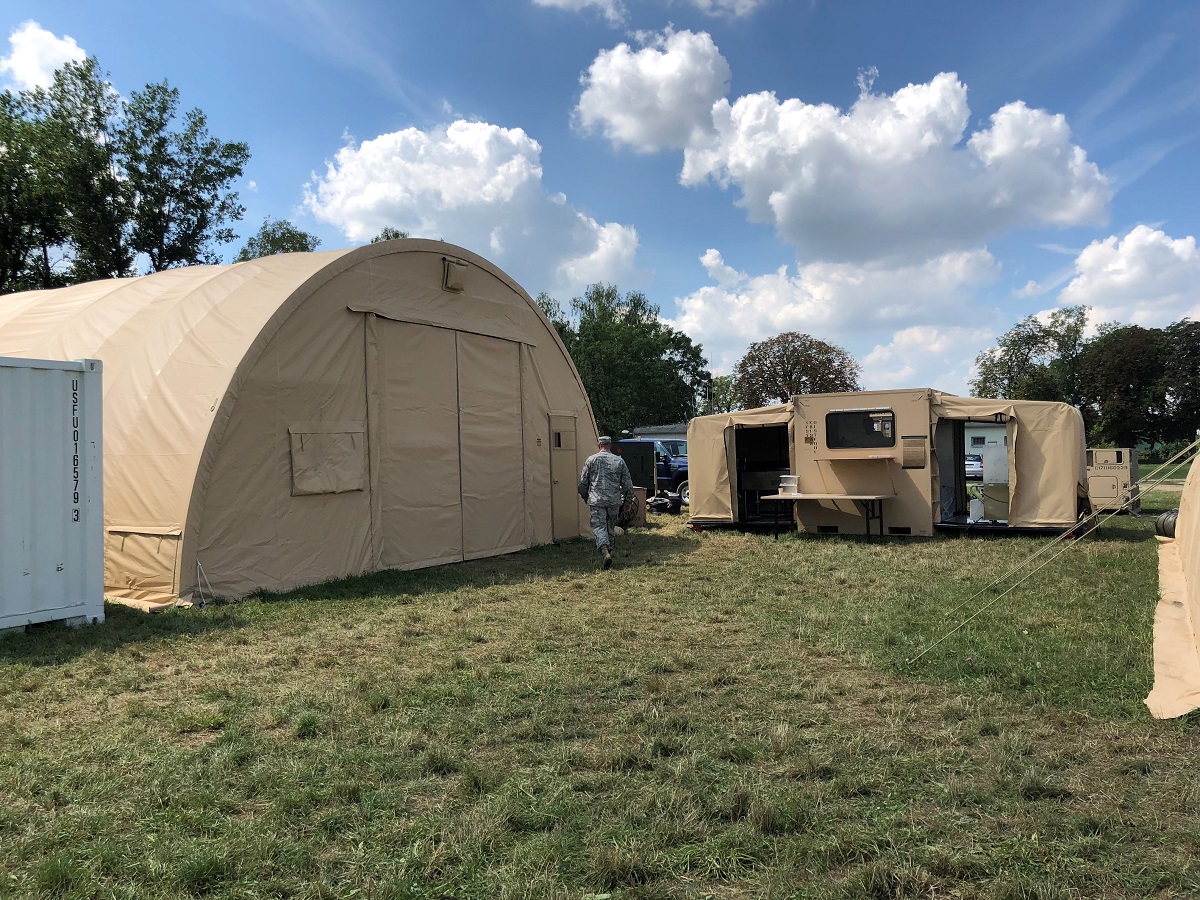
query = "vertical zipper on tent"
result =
(363, 313, 383, 569)
(455, 333, 465, 561)
(518, 344, 527, 546)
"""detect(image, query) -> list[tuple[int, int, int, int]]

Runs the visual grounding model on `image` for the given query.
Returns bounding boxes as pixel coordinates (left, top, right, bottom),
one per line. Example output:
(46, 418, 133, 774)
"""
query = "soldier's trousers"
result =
(589, 504, 619, 552)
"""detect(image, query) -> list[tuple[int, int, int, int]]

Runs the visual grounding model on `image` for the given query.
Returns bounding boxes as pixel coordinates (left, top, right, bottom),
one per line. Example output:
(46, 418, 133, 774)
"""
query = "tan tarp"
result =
(688, 390, 1087, 531)
(687, 403, 794, 523)
(929, 392, 1088, 528)
(1146, 456, 1200, 718)
(0, 240, 597, 607)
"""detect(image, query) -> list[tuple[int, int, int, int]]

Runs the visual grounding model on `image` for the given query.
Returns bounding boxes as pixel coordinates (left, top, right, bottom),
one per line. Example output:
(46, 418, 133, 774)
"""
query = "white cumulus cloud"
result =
(574, 29, 730, 153)
(531, 0, 626, 25)
(1057, 224, 1200, 325)
(0, 21, 86, 91)
(687, 0, 768, 16)
(681, 72, 1110, 263)
(862, 325, 995, 394)
(670, 247, 1000, 374)
(574, 33, 1110, 263)
(531, 0, 764, 24)
(304, 120, 641, 296)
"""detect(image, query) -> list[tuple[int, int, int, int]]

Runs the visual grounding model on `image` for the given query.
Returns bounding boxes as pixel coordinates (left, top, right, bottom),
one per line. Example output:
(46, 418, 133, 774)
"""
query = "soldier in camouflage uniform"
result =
(578, 435, 635, 570)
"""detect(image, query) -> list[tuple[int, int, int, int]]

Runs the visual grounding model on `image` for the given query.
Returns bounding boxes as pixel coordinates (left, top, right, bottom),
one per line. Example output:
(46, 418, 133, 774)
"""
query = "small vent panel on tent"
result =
(443, 258, 468, 293)
(901, 435, 928, 469)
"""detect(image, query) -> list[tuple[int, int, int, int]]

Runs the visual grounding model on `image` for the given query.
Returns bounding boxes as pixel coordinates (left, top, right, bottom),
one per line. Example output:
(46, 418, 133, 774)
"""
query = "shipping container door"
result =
(377, 321, 463, 568)
(549, 414, 578, 540)
(457, 333, 526, 559)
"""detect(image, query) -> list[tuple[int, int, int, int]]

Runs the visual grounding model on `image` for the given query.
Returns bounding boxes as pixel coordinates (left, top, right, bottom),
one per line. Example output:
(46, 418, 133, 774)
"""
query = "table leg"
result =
(857, 499, 885, 541)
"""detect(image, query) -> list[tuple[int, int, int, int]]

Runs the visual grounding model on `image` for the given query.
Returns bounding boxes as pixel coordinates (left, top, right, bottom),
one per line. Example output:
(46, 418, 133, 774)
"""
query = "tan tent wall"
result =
(687, 403, 795, 523)
(0, 241, 597, 606)
(792, 390, 936, 535)
(1146, 456, 1200, 718)
(928, 392, 1088, 528)
(688, 389, 1087, 534)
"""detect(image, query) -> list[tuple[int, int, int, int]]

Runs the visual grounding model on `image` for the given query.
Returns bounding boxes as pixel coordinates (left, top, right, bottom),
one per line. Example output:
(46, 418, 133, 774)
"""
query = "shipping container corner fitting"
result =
(0, 356, 104, 630)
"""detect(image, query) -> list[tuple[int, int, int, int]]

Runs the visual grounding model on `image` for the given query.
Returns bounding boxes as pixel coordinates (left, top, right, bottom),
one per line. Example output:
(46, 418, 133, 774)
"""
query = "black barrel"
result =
(1156, 509, 1179, 538)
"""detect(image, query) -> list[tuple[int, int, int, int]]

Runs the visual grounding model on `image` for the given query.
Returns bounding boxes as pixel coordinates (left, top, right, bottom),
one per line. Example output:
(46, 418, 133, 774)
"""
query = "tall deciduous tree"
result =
(554, 284, 709, 437)
(1077, 325, 1169, 447)
(1163, 320, 1200, 444)
(970, 306, 1089, 405)
(706, 373, 737, 414)
(0, 93, 68, 292)
(23, 58, 131, 283)
(731, 332, 860, 408)
(236, 218, 321, 261)
(119, 80, 250, 271)
(2, 57, 250, 289)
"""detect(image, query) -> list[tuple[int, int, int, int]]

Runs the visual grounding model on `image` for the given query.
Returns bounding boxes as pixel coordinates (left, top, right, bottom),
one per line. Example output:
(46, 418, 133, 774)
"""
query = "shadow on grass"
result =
(0, 528, 698, 662)
(1091, 520, 1162, 543)
(0, 602, 248, 665)
(247, 530, 699, 605)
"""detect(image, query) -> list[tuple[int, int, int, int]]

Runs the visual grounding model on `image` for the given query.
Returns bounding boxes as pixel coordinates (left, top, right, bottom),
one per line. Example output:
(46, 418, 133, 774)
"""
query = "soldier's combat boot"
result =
(601, 548, 613, 570)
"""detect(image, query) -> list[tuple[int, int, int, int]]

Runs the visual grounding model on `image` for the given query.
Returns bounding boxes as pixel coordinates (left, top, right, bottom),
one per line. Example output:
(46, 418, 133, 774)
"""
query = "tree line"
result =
(544, 291, 1196, 458)
(537, 284, 711, 439)
(971, 306, 1200, 451)
(1, 58, 250, 293)
(532, 284, 866, 439)
(7, 63, 1187, 448)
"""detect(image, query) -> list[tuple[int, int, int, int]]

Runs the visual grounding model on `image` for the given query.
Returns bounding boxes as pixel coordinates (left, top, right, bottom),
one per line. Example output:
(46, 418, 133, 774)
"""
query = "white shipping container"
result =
(1, 356, 104, 629)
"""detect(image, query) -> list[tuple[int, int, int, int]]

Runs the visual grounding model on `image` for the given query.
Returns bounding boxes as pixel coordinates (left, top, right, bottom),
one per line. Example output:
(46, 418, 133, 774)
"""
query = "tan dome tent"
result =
(0, 240, 598, 609)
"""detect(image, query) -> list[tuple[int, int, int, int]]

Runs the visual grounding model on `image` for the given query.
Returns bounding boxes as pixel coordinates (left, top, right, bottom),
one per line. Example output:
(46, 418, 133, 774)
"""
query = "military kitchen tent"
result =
(688, 389, 1088, 535)
(0, 240, 597, 608)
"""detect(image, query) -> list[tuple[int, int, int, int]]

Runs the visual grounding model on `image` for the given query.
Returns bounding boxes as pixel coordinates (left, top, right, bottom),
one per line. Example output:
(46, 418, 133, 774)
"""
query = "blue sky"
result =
(2, 0, 1198, 393)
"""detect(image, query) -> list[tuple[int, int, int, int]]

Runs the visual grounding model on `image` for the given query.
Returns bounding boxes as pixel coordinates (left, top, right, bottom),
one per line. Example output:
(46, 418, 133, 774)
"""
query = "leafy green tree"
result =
(236, 218, 321, 261)
(534, 291, 573, 344)
(1077, 325, 1169, 447)
(555, 283, 709, 437)
(119, 80, 249, 271)
(0, 93, 68, 292)
(23, 58, 131, 283)
(1163, 320, 1200, 444)
(970, 306, 1089, 405)
(370, 226, 410, 243)
(706, 373, 737, 414)
(2, 57, 250, 288)
(732, 332, 860, 408)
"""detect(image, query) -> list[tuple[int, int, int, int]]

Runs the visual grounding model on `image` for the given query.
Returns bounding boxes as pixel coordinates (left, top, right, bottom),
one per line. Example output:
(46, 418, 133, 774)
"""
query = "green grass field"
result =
(2, 489, 1197, 899)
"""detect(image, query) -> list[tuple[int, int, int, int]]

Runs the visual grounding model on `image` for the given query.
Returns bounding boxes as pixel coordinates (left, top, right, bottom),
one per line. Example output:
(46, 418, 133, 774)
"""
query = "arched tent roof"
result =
(0, 240, 598, 605)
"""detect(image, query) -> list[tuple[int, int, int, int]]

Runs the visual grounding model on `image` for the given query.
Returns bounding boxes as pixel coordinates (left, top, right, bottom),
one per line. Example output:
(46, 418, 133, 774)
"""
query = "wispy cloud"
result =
(1074, 32, 1179, 133)
(1019, 0, 1132, 79)
(1106, 134, 1198, 193)
(226, 0, 430, 118)
(1084, 76, 1200, 149)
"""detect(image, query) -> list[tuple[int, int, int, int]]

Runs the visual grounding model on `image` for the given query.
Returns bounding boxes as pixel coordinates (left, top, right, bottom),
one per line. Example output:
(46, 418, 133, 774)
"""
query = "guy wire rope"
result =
(908, 436, 1200, 665)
